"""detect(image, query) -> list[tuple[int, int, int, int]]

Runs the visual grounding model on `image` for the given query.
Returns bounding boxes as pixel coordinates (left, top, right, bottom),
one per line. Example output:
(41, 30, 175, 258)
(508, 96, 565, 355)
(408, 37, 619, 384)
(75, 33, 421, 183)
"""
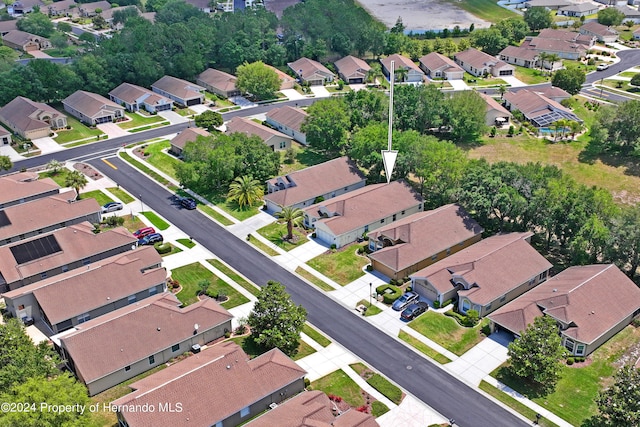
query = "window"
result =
(576, 344, 585, 356)
(77, 313, 90, 323)
(462, 299, 470, 312)
(240, 407, 250, 418)
(40, 272, 47, 279)
(124, 366, 131, 372)
(499, 295, 506, 302)
(380, 219, 385, 224)
(401, 210, 405, 215)
(486, 304, 492, 311)
(539, 271, 547, 280)
(82, 258, 90, 266)
(565, 339, 575, 353)
(392, 214, 396, 221)
(431, 254, 438, 261)
(529, 278, 536, 286)
(364, 225, 369, 232)
(149, 286, 157, 296)
(128, 295, 136, 304)
(149, 355, 155, 365)
(344, 187, 348, 191)
(446, 248, 451, 255)
(172, 344, 180, 352)
(215, 423, 223, 427)
(279, 141, 286, 149)
(61, 265, 68, 273)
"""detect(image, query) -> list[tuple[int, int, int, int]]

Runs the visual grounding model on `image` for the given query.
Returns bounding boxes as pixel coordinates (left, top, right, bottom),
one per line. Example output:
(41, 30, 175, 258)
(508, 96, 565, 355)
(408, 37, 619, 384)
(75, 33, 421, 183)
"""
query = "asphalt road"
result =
(89, 155, 530, 427)
(585, 49, 640, 85)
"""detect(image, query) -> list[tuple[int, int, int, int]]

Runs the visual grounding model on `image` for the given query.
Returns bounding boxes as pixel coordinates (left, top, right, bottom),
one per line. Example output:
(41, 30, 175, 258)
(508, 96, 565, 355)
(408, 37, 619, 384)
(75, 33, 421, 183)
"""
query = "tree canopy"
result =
(235, 61, 281, 101)
(551, 67, 586, 95)
(248, 280, 307, 356)
(194, 110, 223, 131)
(595, 365, 640, 426)
(524, 6, 552, 31)
(0, 155, 11, 171)
(16, 12, 54, 37)
(590, 100, 640, 155)
(301, 98, 351, 154)
(598, 7, 625, 26)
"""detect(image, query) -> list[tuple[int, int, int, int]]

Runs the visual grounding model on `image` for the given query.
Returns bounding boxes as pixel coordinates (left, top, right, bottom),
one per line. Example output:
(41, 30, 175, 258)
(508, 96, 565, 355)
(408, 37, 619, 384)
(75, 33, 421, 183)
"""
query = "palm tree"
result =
(394, 67, 409, 83)
(537, 52, 549, 72)
(568, 120, 582, 139)
(276, 205, 304, 240)
(546, 54, 561, 72)
(366, 63, 383, 85)
(498, 85, 507, 99)
(226, 175, 264, 209)
(64, 170, 88, 198)
(46, 159, 62, 174)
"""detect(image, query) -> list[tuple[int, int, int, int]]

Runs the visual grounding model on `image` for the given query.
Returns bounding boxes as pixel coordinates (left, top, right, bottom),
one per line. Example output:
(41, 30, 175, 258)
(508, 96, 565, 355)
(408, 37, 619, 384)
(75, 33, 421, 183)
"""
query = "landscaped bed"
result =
(306, 243, 369, 286)
(170, 262, 250, 308)
(408, 310, 487, 356)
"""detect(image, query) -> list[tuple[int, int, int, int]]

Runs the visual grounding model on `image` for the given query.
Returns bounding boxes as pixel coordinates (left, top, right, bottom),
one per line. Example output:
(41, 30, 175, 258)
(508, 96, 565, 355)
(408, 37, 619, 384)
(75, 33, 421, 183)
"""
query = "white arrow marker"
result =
(382, 59, 398, 184)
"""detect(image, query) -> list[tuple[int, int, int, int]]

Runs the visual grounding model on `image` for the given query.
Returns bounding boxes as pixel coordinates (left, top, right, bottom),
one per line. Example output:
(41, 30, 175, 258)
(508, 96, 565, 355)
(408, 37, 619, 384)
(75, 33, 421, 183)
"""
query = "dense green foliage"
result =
(235, 61, 280, 100)
(507, 316, 566, 395)
(595, 365, 640, 425)
(551, 67, 586, 95)
(590, 100, 640, 156)
(0, 155, 11, 171)
(524, 6, 552, 31)
(194, 110, 223, 131)
(248, 281, 307, 356)
(16, 12, 54, 37)
(597, 7, 625, 26)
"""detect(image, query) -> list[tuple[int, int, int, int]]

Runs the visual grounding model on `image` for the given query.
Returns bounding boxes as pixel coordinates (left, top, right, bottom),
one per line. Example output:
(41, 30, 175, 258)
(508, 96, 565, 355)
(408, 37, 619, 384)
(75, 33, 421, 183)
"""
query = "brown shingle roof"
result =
(265, 156, 365, 208)
(108, 82, 169, 105)
(580, 21, 617, 38)
(62, 90, 122, 118)
(79, 0, 111, 13)
(226, 116, 290, 142)
(455, 48, 502, 69)
(499, 45, 539, 62)
(535, 86, 570, 100)
(170, 127, 210, 151)
(537, 28, 594, 44)
(334, 55, 371, 79)
(196, 68, 238, 93)
(490, 264, 640, 345)
(2, 29, 47, 46)
(419, 52, 463, 72)
(524, 37, 587, 55)
(264, 64, 295, 88)
(265, 106, 308, 133)
(411, 233, 551, 305)
(367, 204, 484, 273)
(287, 58, 334, 80)
(59, 292, 233, 383)
(101, 5, 139, 20)
(306, 180, 423, 236)
(112, 342, 307, 427)
(0, 191, 100, 242)
(0, 20, 18, 35)
(0, 172, 59, 206)
(381, 53, 422, 73)
(247, 390, 379, 427)
(0, 221, 135, 286)
(151, 76, 204, 100)
(479, 93, 512, 117)
(504, 89, 578, 122)
(0, 96, 66, 134)
(5, 247, 163, 324)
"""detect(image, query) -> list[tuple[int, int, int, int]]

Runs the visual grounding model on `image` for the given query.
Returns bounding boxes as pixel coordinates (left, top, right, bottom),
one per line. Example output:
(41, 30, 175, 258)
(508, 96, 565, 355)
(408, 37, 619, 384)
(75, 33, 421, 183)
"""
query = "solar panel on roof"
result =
(0, 211, 10, 227)
(10, 235, 62, 264)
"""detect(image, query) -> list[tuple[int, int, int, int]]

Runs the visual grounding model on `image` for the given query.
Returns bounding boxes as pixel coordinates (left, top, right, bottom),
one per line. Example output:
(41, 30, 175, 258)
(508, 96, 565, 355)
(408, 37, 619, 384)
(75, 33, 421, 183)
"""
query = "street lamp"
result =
(139, 194, 144, 213)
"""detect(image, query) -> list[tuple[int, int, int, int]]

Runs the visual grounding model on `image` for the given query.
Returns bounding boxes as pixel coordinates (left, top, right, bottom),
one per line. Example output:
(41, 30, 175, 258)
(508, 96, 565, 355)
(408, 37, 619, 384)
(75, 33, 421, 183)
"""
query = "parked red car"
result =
(133, 227, 155, 239)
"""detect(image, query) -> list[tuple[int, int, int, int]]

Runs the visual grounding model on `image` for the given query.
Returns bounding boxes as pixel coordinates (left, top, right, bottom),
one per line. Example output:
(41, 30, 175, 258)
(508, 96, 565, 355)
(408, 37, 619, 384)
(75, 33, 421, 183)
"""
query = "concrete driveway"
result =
(445, 331, 511, 386)
(97, 122, 129, 138)
(448, 79, 469, 90)
(0, 144, 22, 161)
(158, 110, 190, 124)
(280, 89, 307, 100)
(32, 136, 65, 155)
(501, 75, 527, 88)
(310, 86, 331, 98)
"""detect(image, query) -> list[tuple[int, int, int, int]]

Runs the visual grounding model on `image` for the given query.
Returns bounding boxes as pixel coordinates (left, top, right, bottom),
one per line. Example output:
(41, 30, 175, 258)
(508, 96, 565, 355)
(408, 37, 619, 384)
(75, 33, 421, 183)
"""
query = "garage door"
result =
(415, 280, 438, 301)
(186, 98, 201, 106)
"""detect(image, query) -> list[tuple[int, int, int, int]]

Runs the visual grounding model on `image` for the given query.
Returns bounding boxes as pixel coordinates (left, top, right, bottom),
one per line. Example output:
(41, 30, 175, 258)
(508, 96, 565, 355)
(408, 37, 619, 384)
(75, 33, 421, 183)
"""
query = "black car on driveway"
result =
(401, 302, 429, 321)
(138, 233, 163, 246)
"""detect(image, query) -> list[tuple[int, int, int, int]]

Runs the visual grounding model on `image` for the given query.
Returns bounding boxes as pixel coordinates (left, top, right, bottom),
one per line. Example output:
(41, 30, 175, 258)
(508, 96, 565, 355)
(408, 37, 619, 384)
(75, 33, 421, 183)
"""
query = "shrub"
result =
(311, 232, 317, 238)
(371, 401, 390, 417)
(433, 301, 440, 309)
(631, 73, 640, 87)
(444, 310, 467, 326)
(104, 215, 124, 227)
(330, 243, 337, 250)
(357, 246, 365, 255)
(366, 265, 373, 271)
(356, 405, 368, 413)
(154, 243, 172, 254)
(375, 284, 402, 304)
(304, 377, 311, 388)
(441, 299, 453, 307)
(224, 330, 231, 338)
(465, 309, 479, 327)
(567, 357, 574, 365)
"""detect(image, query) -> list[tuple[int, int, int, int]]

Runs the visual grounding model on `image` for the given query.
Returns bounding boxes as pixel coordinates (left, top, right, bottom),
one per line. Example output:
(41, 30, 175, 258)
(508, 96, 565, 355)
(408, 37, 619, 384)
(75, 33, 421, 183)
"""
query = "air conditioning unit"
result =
(191, 344, 201, 354)
(269, 403, 277, 410)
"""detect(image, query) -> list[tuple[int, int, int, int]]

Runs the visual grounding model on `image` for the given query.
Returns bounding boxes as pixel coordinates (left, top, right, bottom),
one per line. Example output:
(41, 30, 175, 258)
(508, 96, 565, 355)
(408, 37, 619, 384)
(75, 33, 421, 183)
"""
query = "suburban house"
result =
(287, 57, 335, 86)
(225, 116, 292, 151)
(169, 127, 210, 157)
(52, 292, 233, 396)
(62, 90, 125, 125)
(367, 204, 484, 281)
(3, 246, 165, 334)
(535, 86, 571, 103)
(410, 232, 552, 316)
(78, 0, 111, 17)
(419, 52, 465, 80)
(498, 45, 562, 70)
(264, 156, 366, 213)
(523, 0, 571, 8)
(537, 28, 595, 47)
(503, 89, 581, 127)
(196, 68, 241, 98)
(0, 221, 136, 293)
(0, 127, 11, 146)
(480, 93, 513, 127)
(151, 75, 205, 106)
(558, 2, 599, 17)
(454, 48, 514, 77)
(304, 180, 423, 249)
(334, 55, 371, 84)
(0, 171, 59, 210)
(7, 0, 43, 15)
(102, 5, 140, 28)
(0, 20, 18, 37)
(184, 0, 215, 13)
(615, 5, 640, 24)
(381, 53, 425, 83)
(579, 21, 618, 43)
(489, 264, 640, 356)
(246, 390, 379, 427)
(265, 64, 295, 90)
(2, 30, 51, 51)
(265, 106, 309, 145)
(112, 342, 308, 427)
(45, 0, 77, 16)
(0, 96, 67, 139)
(108, 82, 172, 113)
(0, 190, 101, 247)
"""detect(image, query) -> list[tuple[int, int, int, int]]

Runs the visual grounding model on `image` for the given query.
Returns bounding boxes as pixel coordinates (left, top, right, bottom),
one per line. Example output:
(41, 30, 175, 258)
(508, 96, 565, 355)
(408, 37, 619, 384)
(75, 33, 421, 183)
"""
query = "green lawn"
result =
(228, 335, 315, 361)
(279, 143, 334, 176)
(140, 141, 181, 179)
(349, 363, 403, 404)
(53, 114, 103, 144)
(617, 71, 639, 78)
(107, 187, 135, 204)
(442, 0, 517, 21)
(198, 205, 234, 226)
(80, 189, 113, 206)
(479, 381, 559, 427)
(176, 238, 196, 248)
(117, 214, 146, 234)
(248, 237, 280, 256)
(159, 243, 183, 257)
(119, 152, 177, 190)
(310, 370, 365, 407)
(466, 76, 508, 87)
(357, 299, 383, 317)
(118, 113, 167, 130)
(256, 222, 308, 251)
(170, 262, 250, 308)
(408, 311, 486, 356)
(141, 211, 170, 230)
(493, 325, 640, 426)
(295, 267, 336, 292)
(398, 330, 451, 364)
(306, 244, 369, 286)
(39, 169, 72, 187)
(293, 340, 317, 360)
(207, 259, 260, 296)
(175, 107, 197, 117)
(302, 324, 331, 347)
(514, 66, 551, 85)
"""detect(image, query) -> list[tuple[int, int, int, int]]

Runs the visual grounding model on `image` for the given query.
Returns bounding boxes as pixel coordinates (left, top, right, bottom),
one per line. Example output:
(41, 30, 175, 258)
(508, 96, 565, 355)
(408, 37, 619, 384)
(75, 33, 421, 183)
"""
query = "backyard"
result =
(170, 262, 250, 308)
(306, 244, 369, 286)
(408, 310, 487, 356)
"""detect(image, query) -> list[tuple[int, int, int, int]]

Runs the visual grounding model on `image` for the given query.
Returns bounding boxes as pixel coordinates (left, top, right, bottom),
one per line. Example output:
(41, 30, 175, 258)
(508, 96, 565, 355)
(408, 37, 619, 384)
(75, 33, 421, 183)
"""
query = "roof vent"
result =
(591, 310, 595, 314)
(553, 288, 557, 292)
(226, 365, 231, 369)
(157, 327, 161, 331)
